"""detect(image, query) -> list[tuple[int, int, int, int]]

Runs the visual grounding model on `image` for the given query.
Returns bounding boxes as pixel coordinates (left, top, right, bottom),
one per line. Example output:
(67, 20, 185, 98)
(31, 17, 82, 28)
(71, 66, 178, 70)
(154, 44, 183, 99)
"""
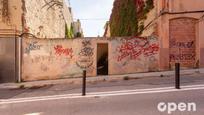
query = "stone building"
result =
(103, 21, 111, 37)
(72, 19, 84, 37)
(0, 0, 74, 38)
(140, 0, 204, 70)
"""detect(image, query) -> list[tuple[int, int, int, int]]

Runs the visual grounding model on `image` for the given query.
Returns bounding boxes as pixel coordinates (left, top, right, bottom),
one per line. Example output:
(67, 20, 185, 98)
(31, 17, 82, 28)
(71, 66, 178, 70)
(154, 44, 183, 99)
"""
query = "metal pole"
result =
(82, 69, 86, 96)
(175, 63, 180, 89)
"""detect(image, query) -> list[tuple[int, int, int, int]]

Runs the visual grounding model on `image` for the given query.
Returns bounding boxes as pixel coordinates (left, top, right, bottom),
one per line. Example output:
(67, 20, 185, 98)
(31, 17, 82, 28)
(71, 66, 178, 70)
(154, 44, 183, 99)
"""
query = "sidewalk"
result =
(0, 68, 204, 89)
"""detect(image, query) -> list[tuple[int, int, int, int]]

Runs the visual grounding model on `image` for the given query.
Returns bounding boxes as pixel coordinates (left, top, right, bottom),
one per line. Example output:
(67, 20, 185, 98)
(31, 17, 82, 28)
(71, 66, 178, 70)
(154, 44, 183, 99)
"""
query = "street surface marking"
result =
(1, 84, 204, 105)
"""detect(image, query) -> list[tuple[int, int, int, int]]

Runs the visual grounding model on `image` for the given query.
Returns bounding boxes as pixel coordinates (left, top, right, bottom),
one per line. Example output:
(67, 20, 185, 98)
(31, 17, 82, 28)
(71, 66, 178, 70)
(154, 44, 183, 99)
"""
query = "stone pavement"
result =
(0, 68, 204, 89)
(0, 68, 204, 99)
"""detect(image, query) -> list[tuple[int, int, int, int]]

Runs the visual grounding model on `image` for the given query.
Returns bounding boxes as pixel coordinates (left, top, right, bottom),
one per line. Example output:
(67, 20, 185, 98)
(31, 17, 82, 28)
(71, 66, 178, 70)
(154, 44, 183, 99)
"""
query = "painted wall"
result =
(109, 36, 159, 75)
(140, 0, 204, 70)
(22, 38, 96, 81)
(22, 36, 159, 81)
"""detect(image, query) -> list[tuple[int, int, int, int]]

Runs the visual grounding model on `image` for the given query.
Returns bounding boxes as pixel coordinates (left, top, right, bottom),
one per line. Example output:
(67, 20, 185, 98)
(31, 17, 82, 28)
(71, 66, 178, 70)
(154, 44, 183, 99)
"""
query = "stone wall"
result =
(22, 36, 159, 81)
(24, 0, 72, 38)
(0, 0, 73, 38)
(0, 0, 23, 31)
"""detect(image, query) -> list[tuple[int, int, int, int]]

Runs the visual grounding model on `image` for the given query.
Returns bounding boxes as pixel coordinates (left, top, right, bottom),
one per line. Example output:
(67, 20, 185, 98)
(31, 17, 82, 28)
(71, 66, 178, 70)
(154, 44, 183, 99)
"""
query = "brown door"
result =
(169, 18, 197, 68)
(97, 43, 108, 75)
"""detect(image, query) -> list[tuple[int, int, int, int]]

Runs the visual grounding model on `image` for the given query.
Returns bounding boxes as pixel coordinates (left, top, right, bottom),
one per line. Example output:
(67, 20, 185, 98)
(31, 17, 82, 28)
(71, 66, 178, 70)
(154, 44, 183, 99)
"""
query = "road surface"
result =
(0, 73, 204, 115)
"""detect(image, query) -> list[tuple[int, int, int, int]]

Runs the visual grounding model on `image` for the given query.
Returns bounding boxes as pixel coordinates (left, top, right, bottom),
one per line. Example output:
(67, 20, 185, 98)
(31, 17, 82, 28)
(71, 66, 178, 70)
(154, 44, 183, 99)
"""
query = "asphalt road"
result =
(0, 87, 204, 115)
(1, 73, 204, 99)
(0, 73, 204, 115)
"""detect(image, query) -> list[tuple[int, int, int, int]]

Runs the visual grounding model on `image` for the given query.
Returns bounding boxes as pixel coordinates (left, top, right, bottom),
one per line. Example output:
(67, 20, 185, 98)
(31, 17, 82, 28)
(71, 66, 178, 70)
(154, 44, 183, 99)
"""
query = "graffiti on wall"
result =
(169, 40, 196, 63)
(76, 40, 94, 69)
(54, 45, 73, 58)
(170, 53, 195, 61)
(170, 40, 194, 48)
(31, 56, 55, 64)
(25, 41, 42, 54)
(169, 18, 197, 67)
(116, 37, 159, 62)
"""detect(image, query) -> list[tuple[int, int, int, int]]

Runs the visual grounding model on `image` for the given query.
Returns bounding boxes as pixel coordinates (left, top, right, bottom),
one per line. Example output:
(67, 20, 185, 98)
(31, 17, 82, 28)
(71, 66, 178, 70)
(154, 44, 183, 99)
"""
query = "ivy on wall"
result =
(109, 0, 154, 37)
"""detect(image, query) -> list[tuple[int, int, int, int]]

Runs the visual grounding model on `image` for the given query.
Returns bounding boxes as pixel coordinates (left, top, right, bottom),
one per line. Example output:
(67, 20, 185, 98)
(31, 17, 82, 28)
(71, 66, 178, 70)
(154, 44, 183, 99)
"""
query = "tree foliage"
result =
(109, 0, 154, 37)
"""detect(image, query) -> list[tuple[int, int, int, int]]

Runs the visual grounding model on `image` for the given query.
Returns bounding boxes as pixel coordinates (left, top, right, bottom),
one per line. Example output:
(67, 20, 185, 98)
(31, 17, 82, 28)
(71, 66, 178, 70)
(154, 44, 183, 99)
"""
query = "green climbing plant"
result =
(109, 0, 154, 37)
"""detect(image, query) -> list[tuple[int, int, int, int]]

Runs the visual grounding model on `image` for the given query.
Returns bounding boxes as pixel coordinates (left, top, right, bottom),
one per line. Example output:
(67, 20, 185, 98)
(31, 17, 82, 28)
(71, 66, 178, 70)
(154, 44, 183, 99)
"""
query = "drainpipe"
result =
(19, 37, 22, 83)
(15, 36, 22, 83)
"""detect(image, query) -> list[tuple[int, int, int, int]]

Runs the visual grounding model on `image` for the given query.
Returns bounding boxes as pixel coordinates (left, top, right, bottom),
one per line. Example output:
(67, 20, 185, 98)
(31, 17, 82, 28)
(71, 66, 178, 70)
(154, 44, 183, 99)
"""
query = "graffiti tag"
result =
(117, 37, 159, 62)
(76, 40, 94, 69)
(170, 41, 194, 48)
(25, 41, 42, 54)
(169, 40, 196, 67)
(54, 45, 73, 58)
(170, 54, 195, 61)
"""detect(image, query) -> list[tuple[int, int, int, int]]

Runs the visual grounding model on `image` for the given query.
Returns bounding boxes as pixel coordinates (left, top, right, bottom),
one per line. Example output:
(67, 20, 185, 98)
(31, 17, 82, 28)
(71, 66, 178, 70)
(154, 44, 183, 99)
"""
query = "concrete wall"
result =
(109, 36, 159, 75)
(22, 38, 96, 81)
(22, 36, 159, 81)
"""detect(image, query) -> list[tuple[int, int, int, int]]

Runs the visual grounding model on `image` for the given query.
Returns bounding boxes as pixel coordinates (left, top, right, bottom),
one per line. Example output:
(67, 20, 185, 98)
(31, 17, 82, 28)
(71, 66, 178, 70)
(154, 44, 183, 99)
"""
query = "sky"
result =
(67, 0, 114, 37)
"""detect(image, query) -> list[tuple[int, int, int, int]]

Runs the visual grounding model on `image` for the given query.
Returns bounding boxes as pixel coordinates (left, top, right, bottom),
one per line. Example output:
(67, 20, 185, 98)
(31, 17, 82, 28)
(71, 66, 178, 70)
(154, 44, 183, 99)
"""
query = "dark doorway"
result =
(97, 43, 108, 75)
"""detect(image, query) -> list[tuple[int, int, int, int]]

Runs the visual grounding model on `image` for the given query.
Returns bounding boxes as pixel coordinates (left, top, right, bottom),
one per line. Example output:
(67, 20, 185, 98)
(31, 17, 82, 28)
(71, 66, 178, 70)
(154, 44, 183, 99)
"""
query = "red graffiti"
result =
(117, 37, 159, 62)
(54, 45, 73, 58)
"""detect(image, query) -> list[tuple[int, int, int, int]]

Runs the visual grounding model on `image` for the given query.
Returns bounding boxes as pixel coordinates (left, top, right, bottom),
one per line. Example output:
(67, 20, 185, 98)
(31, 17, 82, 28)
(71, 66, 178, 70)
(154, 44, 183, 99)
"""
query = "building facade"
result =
(0, 0, 74, 38)
(72, 19, 84, 37)
(103, 21, 111, 38)
(140, 0, 204, 70)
